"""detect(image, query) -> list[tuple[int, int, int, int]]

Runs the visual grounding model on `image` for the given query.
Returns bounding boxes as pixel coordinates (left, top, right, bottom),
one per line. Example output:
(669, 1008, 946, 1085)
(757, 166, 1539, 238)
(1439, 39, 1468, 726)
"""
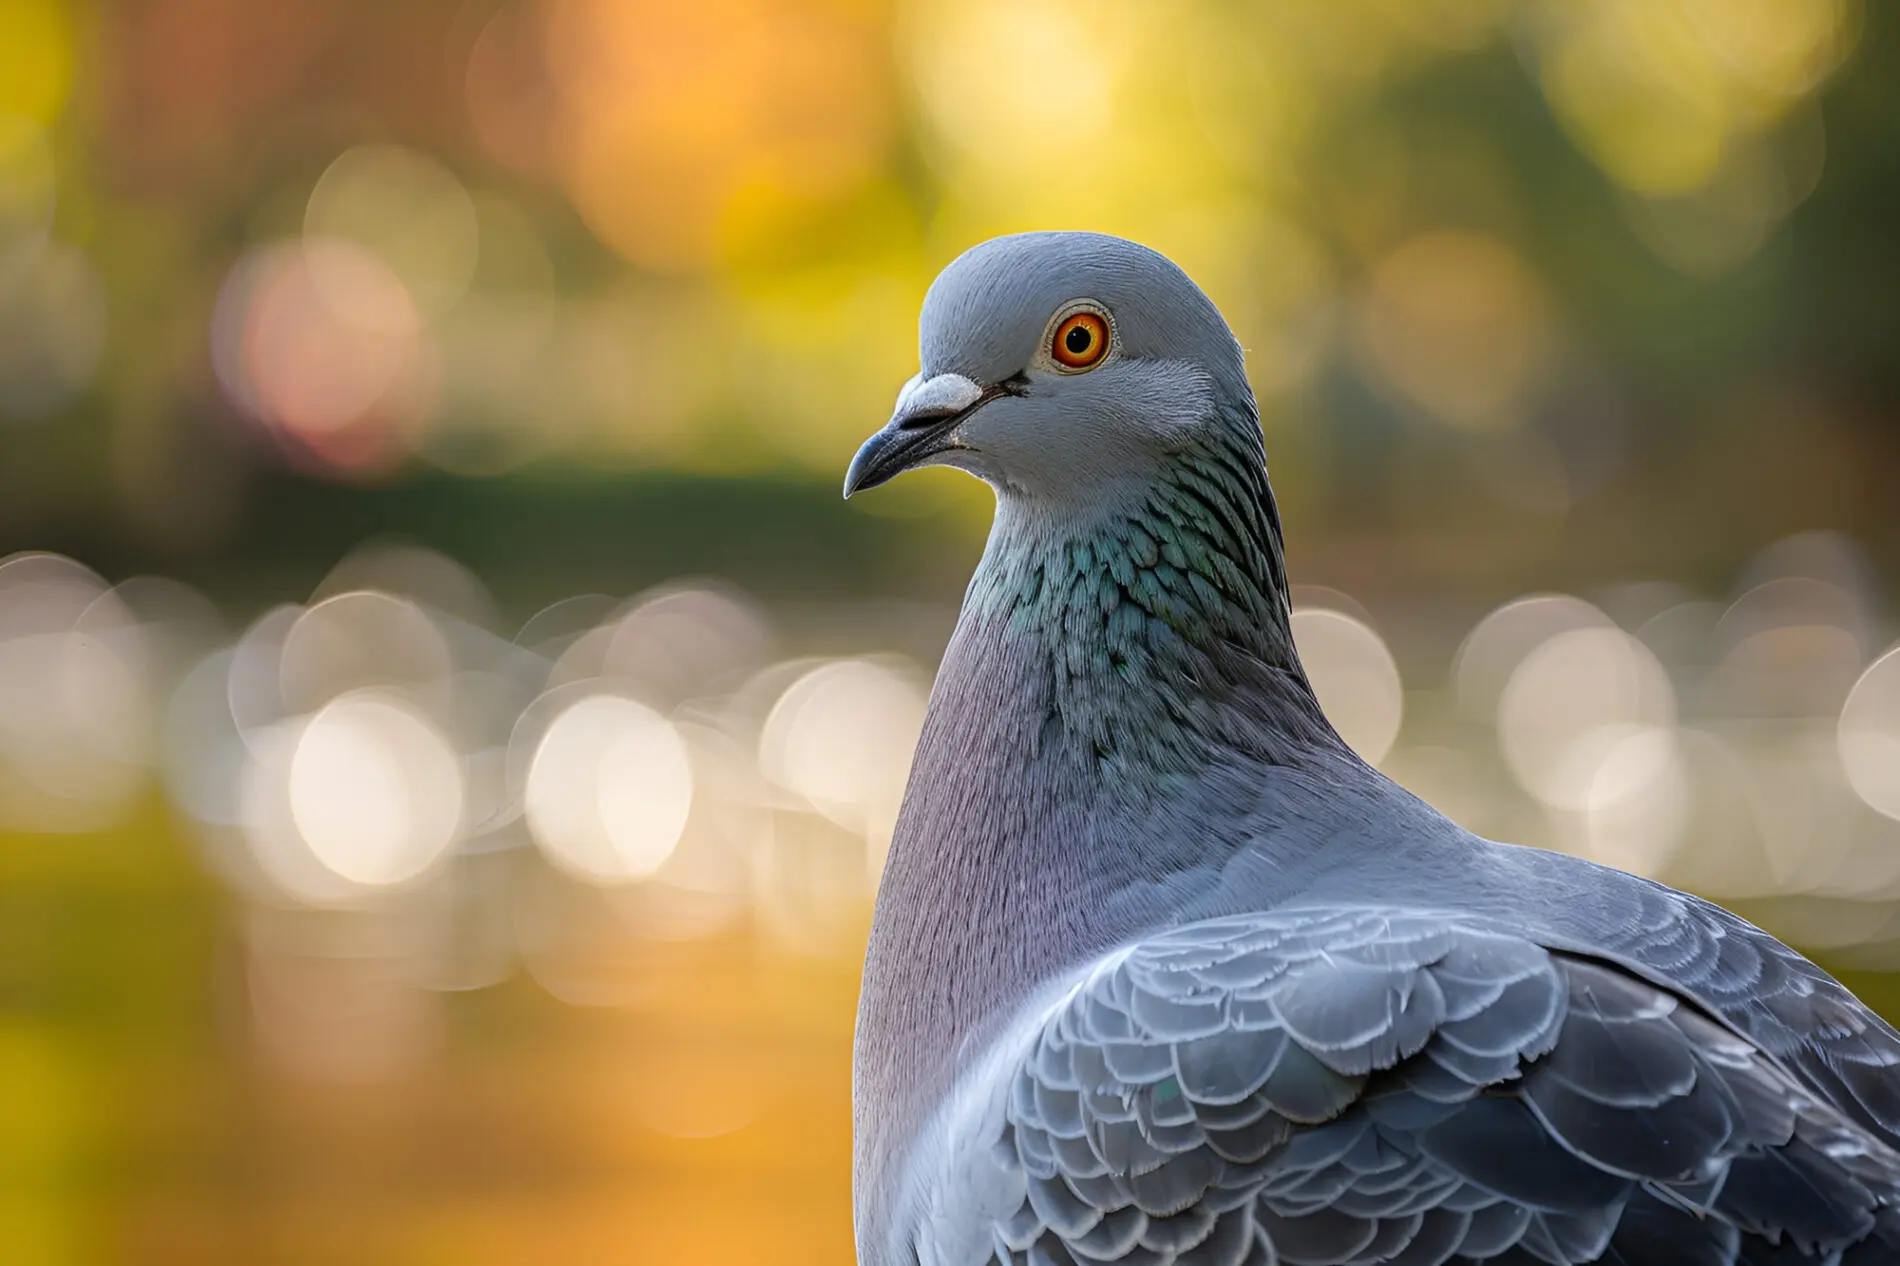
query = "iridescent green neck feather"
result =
(961, 401, 1325, 777)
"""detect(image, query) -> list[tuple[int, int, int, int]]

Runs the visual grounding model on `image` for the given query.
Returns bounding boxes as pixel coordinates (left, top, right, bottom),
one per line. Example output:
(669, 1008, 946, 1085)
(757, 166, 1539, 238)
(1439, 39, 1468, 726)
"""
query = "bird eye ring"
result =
(1050, 310, 1110, 371)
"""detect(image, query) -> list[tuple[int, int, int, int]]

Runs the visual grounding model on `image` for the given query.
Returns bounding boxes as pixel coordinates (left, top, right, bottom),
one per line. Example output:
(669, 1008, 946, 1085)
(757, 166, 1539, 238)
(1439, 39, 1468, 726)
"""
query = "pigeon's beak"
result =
(844, 372, 1007, 498)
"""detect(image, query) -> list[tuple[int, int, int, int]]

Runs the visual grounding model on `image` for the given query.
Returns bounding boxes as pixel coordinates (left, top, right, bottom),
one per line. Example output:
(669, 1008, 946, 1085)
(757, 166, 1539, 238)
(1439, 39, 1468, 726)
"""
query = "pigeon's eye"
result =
(1051, 311, 1110, 371)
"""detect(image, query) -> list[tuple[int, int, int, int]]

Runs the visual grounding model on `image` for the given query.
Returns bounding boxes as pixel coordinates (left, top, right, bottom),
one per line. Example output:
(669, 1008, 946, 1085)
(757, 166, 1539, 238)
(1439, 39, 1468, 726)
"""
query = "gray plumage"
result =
(844, 231, 1900, 1266)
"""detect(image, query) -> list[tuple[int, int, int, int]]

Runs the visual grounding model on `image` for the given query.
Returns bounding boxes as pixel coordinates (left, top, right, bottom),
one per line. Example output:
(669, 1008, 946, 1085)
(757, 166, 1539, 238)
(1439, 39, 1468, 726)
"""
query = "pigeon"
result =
(842, 231, 1900, 1266)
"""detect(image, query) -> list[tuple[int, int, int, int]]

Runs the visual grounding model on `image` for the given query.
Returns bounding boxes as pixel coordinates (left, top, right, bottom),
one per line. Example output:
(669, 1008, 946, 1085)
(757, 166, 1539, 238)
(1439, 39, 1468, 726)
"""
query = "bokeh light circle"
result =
(1499, 626, 1677, 810)
(1840, 648, 1900, 822)
(0, 553, 155, 829)
(211, 239, 432, 472)
(1582, 724, 1691, 877)
(525, 693, 694, 883)
(1291, 607, 1403, 764)
(305, 144, 479, 317)
(287, 693, 464, 888)
(1455, 594, 1616, 722)
(758, 657, 926, 872)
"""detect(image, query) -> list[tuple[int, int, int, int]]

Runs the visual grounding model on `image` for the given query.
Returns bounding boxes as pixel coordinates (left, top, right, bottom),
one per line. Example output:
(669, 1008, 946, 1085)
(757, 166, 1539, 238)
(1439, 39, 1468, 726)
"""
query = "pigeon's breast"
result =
(850, 607, 1344, 1248)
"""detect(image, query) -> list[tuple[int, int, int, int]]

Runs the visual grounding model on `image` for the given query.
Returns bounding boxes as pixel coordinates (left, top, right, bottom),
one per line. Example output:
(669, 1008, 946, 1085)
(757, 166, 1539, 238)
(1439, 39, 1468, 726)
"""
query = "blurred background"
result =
(2, 0, 1899, 1261)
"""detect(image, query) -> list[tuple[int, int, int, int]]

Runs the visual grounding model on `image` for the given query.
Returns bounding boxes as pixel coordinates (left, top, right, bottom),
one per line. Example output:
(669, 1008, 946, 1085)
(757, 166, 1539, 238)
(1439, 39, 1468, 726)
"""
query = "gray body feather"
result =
(848, 232, 1900, 1266)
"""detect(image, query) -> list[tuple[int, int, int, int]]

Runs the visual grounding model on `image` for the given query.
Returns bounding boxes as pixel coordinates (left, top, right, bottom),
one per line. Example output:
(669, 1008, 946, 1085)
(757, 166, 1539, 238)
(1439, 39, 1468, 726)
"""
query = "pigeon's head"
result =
(845, 232, 1253, 507)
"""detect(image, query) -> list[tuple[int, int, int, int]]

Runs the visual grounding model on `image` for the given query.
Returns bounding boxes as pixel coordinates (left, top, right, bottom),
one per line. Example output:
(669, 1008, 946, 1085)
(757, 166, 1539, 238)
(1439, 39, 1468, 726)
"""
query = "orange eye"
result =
(1051, 311, 1110, 370)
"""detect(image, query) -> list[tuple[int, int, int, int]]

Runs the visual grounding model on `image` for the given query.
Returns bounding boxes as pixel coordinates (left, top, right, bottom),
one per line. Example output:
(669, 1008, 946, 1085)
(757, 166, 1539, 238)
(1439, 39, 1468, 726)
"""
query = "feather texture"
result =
(900, 910, 1900, 1266)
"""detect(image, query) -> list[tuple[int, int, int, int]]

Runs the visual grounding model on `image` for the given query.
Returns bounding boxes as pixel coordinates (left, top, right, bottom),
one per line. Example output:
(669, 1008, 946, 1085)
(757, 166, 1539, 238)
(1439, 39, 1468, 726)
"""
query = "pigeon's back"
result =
(842, 231, 1900, 1266)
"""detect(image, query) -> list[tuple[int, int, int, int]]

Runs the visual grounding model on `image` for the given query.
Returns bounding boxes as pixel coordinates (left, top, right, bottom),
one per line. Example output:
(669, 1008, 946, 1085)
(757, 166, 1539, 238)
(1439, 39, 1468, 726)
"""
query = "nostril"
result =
(891, 374, 1022, 434)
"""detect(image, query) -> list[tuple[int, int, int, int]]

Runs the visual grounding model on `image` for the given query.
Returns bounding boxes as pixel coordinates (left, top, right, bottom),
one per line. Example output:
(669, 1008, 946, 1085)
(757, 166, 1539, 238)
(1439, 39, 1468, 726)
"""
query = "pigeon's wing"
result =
(1577, 880, 1900, 1154)
(905, 907, 1900, 1266)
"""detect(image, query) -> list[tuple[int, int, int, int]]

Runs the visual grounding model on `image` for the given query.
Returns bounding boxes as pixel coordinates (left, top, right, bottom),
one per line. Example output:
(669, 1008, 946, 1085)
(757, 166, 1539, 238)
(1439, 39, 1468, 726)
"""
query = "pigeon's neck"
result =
(961, 423, 1323, 772)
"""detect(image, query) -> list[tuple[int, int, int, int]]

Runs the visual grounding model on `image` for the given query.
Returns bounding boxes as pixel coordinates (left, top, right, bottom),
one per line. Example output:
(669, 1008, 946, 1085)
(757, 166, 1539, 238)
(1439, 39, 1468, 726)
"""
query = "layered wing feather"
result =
(909, 908, 1900, 1266)
(1577, 881, 1900, 1155)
